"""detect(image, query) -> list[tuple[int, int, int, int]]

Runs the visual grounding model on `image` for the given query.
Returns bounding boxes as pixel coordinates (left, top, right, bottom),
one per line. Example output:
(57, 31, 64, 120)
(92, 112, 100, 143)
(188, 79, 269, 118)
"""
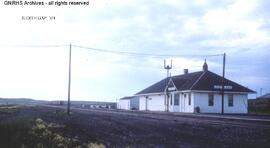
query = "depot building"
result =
(118, 61, 255, 114)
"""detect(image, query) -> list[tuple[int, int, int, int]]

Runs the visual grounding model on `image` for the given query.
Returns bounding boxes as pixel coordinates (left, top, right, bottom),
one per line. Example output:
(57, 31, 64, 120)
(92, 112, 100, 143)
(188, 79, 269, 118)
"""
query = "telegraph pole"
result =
(221, 53, 226, 114)
(67, 43, 72, 115)
(164, 59, 172, 112)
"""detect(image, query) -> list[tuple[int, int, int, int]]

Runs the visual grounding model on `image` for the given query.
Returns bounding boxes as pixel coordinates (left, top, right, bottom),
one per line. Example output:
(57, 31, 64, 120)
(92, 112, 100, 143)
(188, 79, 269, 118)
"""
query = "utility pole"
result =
(67, 43, 72, 115)
(164, 59, 172, 112)
(221, 53, 226, 115)
(260, 88, 263, 96)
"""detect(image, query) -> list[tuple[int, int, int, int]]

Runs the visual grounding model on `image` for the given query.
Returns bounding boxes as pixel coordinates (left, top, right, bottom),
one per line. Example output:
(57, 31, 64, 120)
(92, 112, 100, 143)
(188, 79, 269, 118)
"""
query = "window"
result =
(228, 94, 233, 107)
(170, 94, 173, 105)
(174, 94, 179, 105)
(208, 93, 214, 106)
(188, 93, 191, 105)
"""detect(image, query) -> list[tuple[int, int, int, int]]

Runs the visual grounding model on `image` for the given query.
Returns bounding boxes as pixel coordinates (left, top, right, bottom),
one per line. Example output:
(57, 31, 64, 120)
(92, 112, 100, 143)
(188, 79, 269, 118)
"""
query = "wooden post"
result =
(221, 53, 226, 114)
(67, 43, 72, 115)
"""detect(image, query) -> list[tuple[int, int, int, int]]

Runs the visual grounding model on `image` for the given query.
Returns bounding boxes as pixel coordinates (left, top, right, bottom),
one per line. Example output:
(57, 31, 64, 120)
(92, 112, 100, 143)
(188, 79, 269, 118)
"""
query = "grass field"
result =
(0, 105, 104, 148)
(248, 99, 270, 115)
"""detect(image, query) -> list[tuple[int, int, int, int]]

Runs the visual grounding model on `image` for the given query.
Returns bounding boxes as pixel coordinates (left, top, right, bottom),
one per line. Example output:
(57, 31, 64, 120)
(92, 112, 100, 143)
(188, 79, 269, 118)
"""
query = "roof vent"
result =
(203, 59, 208, 71)
(184, 69, 188, 74)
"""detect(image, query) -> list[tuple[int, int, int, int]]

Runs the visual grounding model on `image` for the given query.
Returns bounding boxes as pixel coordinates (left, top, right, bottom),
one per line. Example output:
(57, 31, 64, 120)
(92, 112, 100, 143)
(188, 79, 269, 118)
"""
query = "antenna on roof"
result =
(164, 59, 172, 112)
(164, 59, 172, 75)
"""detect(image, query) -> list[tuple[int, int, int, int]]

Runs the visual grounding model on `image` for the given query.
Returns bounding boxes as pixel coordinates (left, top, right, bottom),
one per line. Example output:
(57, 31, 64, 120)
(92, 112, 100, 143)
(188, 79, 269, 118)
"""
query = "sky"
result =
(0, 0, 269, 101)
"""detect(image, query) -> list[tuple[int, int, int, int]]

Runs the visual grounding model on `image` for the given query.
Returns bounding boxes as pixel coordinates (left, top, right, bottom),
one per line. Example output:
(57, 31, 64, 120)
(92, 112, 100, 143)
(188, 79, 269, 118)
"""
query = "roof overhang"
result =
(136, 90, 253, 96)
(134, 92, 165, 97)
(189, 90, 253, 94)
(119, 96, 135, 100)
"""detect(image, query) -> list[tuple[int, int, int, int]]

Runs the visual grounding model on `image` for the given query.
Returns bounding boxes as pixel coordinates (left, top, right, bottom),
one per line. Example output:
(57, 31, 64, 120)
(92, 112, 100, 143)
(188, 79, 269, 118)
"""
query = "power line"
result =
(0, 43, 224, 58)
(0, 44, 69, 48)
(73, 44, 223, 58)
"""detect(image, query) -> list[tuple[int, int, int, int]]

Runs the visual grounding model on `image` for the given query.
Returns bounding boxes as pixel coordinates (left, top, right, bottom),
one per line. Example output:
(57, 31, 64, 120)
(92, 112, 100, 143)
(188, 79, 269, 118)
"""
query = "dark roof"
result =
(119, 96, 133, 100)
(257, 93, 270, 99)
(136, 70, 255, 95)
(135, 78, 168, 95)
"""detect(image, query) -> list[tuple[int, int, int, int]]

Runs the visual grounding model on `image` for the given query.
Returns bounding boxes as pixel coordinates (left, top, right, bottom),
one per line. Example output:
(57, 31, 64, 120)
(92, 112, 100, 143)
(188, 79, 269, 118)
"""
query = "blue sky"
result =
(0, 0, 269, 101)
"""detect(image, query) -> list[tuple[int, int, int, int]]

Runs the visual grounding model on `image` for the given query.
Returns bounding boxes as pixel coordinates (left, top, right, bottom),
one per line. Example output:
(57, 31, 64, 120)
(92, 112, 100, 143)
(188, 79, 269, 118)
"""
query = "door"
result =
(173, 93, 180, 112)
(168, 93, 173, 112)
(180, 94, 186, 112)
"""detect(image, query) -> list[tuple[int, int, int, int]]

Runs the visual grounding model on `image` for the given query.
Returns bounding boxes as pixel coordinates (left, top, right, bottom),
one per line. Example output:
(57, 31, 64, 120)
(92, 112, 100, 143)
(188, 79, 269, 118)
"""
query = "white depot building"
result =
(118, 61, 255, 114)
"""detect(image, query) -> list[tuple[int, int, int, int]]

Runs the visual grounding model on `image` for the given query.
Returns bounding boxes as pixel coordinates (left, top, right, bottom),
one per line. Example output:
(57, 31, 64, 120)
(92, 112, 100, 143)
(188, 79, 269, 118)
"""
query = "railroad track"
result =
(39, 104, 270, 129)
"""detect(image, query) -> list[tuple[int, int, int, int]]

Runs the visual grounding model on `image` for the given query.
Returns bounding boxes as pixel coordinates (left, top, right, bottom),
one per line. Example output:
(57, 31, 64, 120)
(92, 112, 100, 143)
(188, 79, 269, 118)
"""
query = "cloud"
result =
(0, 0, 269, 100)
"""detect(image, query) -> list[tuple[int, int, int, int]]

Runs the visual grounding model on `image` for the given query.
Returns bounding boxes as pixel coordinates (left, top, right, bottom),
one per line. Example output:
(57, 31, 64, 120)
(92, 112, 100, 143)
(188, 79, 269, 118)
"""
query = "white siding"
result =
(138, 92, 248, 113)
(147, 95, 166, 111)
(118, 99, 130, 110)
(139, 96, 146, 110)
(224, 94, 248, 114)
(194, 92, 248, 114)
(139, 95, 165, 111)
(194, 93, 222, 113)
